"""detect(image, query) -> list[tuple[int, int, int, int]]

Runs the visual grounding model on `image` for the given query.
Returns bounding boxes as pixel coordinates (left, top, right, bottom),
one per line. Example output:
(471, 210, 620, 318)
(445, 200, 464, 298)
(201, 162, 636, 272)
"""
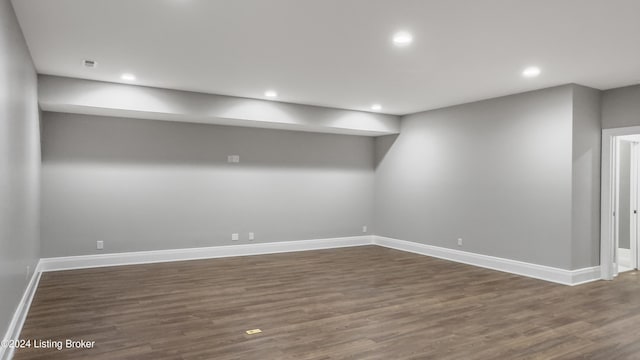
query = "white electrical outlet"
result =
(231, 233, 239, 241)
(227, 155, 240, 163)
(457, 238, 463, 246)
(362, 225, 367, 233)
(97, 240, 104, 250)
(248, 232, 255, 240)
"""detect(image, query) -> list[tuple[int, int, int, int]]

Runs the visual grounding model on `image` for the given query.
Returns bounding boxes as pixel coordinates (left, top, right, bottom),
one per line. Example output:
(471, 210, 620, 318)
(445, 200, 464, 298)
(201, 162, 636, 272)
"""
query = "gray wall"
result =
(0, 0, 40, 344)
(570, 85, 602, 268)
(41, 112, 374, 257)
(602, 84, 640, 129)
(375, 85, 580, 269)
(618, 141, 631, 249)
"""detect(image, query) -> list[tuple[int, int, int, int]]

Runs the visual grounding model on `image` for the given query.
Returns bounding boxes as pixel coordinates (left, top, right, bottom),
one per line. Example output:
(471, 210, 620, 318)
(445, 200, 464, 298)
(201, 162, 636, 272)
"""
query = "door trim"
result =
(630, 142, 638, 269)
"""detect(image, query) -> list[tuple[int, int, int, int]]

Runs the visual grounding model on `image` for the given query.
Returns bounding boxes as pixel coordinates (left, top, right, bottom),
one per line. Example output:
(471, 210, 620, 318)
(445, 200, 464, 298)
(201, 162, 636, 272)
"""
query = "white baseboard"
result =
(373, 236, 601, 286)
(38, 235, 602, 286)
(39, 235, 374, 272)
(571, 266, 602, 285)
(0, 262, 42, 360)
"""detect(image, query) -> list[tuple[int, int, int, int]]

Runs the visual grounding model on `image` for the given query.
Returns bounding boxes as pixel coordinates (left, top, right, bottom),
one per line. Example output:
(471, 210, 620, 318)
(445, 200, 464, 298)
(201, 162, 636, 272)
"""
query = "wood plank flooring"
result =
(13, 245, 640, 359)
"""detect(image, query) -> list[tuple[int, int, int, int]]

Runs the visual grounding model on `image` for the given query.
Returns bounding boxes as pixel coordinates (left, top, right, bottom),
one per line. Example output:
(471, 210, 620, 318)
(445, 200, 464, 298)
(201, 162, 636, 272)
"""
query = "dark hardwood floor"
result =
(13, 245, 640, 359)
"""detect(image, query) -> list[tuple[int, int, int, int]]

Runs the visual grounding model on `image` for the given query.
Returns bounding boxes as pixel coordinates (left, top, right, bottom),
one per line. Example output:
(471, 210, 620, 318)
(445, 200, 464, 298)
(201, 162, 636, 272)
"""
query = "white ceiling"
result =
(12, 0, 640, 115)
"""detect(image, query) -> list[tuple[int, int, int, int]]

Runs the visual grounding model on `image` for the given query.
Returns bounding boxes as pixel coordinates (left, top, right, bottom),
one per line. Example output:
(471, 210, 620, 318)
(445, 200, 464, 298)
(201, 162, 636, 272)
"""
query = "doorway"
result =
(616, 136, 640, 273)
(601, 127, 640, 280)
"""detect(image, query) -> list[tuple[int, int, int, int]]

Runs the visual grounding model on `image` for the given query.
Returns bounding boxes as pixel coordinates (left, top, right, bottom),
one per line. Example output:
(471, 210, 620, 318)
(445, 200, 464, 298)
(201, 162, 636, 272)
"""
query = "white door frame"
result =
(630, 142, 638, 270)
(601, 126, 640, 280)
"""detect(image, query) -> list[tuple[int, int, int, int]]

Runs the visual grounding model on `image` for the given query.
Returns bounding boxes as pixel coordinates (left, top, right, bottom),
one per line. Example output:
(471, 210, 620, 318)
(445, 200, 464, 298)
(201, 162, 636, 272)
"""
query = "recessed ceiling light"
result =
(392, 31, 413, 46)
(522, 66, 541, 78)
(265, 90, 278, 98)
(371, 104, 382, 111)
(121, 73, 136, 81)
